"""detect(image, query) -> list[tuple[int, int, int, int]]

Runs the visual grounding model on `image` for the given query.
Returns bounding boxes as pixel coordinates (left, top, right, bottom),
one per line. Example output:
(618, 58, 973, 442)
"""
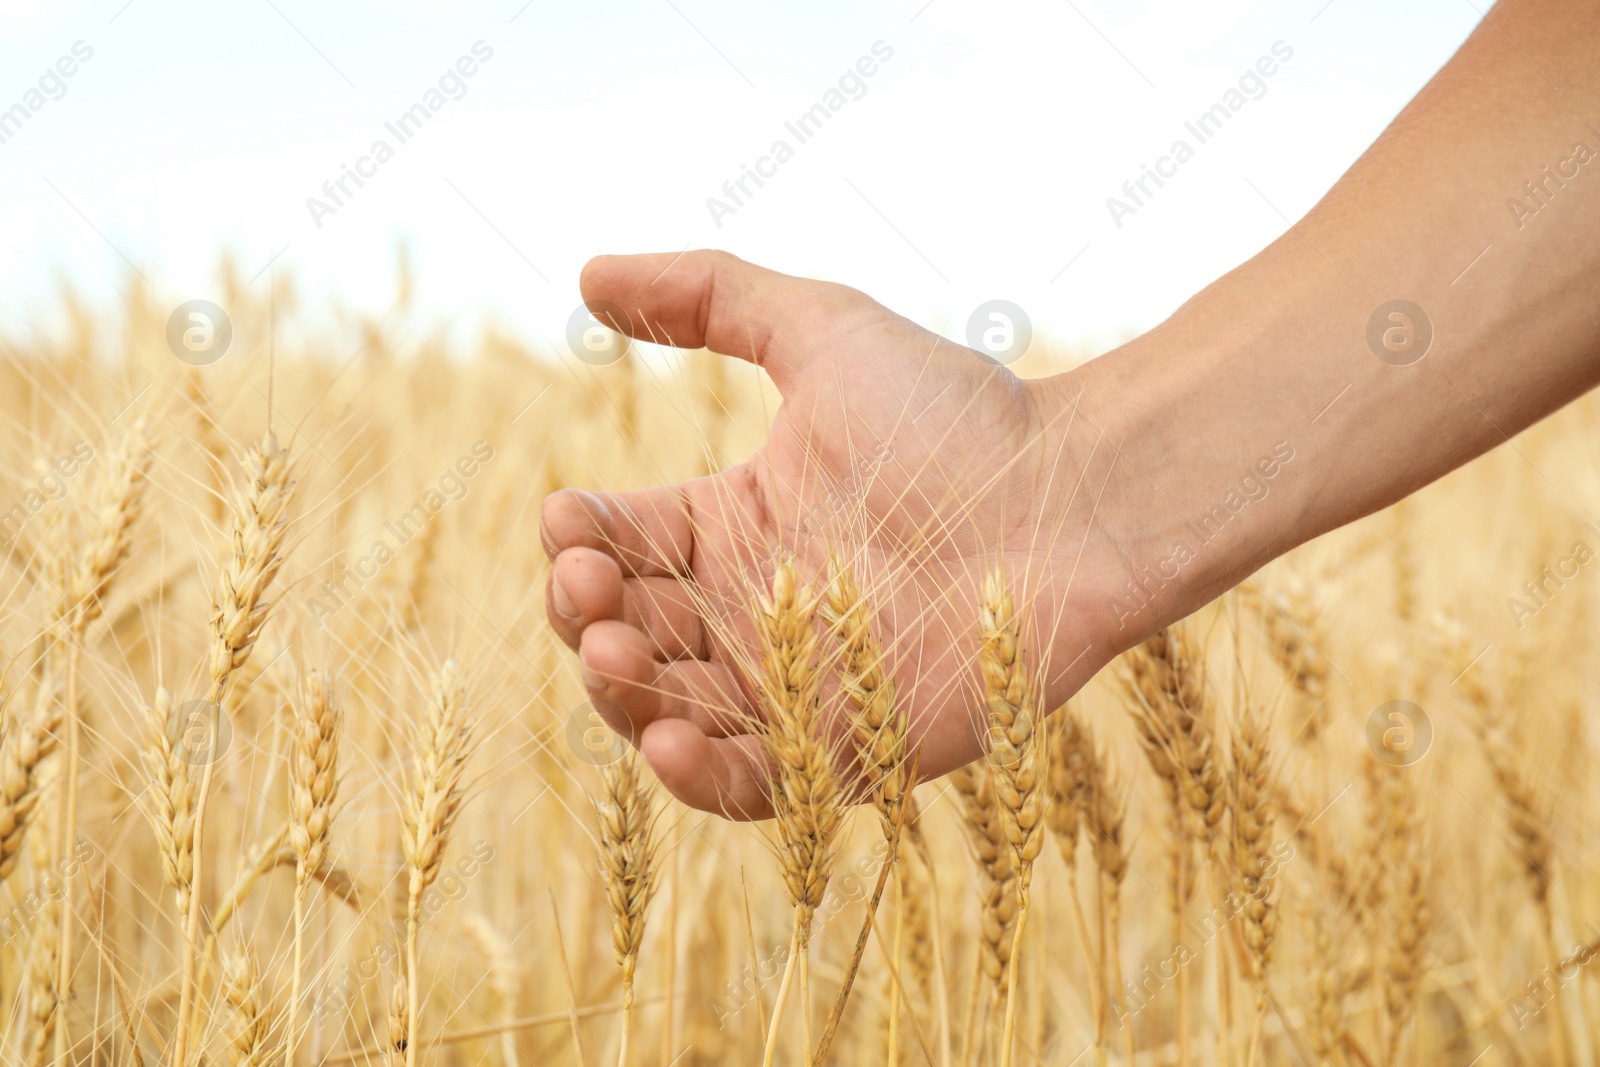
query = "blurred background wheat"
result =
(0, 261, 1596, 1067)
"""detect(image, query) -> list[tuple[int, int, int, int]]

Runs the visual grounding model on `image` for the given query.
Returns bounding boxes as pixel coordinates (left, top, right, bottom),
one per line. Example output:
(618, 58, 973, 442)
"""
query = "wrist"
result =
(1050, 259, 1337, 634)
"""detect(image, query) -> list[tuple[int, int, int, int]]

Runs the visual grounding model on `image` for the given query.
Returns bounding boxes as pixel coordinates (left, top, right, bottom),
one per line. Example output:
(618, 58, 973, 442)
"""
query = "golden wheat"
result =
(0, 277, 1590, 1067)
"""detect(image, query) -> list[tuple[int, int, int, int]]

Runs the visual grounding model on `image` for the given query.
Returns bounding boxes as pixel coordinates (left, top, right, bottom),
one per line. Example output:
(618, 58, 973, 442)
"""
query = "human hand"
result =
(542, 251, 1152, 819)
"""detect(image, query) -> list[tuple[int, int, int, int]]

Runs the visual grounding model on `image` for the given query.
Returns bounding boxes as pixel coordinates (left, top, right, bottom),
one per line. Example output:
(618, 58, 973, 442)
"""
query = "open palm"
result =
(543, 251, 1133, 819)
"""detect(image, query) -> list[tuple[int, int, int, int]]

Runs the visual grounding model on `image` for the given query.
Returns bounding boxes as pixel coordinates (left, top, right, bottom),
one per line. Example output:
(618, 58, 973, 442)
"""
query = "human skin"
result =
(542, 0, 1600, 820)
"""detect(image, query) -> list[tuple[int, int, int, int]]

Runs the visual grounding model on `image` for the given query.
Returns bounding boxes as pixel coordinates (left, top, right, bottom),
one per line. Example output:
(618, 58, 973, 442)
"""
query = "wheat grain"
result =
(976, 568, 1044, 1067)
(753, 557, 842, 1067)
(597, 751, 658, 1066)
(26, 901, 60, 1067)
(402, 658, 474, 1067)
(286, 669, 341, 1067)
(139, 687, 195, 914)
(48, 417, 153, 1062)
(1228, 707, 1278, 1067)
(221, 949, 275, 1067)
(208, 433, 294, 688)
(949, 763, 1015, 993)
(822, 560, 914, 1063)
(290, 670, 340, 880)
(388, 974, 410, 1067)
(0, 674, 62, 883)
(175, 431, 296, 1067)
(1242, 576, 1331, 741)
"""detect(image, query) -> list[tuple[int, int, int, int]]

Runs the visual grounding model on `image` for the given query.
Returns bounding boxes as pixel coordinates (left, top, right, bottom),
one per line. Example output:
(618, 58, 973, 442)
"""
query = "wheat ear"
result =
(1086, 748, 1132, 1065)
(754, 558, 841, 1067)
(49, 417, 152, 1062)
(388, 975, 410, 1067)
(221, 949, 275, 1067)
(1372, 767, 1429, 1067)
(286, 671, 341, 1067)
(26, 900, 61, 1067)
(140, 687, 196, 914)
(977, 568, 1045, 1067)
(950, 760, 1015, 1003)
(1458, 650, 1570, 1067)
(0, 673, 62, 884)
(1124, 626, 1220, 1067)
(1046, 702, 1104, 1055)
(821, 562, 912, 1065)
(174, 431, 294, 1067)
(597, 751, 659, 1067)
(402, 659, 474, 1067)
(1243, 576, 1331, 741)
(1229, 707, 1279, 1067)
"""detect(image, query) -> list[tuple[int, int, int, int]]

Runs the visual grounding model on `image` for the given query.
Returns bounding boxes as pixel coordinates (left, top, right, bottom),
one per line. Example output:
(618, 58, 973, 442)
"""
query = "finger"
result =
(542, 485, 694, 578)
(579, 620, 751, 738)
(546, 547, 621, 649)
(579, 249, 881, 393)
(640, 719, 774, 821)
(546, 549, 708, 658)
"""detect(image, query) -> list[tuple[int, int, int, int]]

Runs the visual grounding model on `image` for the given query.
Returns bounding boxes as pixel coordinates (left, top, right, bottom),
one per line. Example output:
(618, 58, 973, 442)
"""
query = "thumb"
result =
(579, 249, 885, 394)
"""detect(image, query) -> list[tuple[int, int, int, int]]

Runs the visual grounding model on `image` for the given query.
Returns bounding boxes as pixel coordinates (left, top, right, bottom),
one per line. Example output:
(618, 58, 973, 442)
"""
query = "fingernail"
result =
(552, 575, 579, 620)
(579, 651, 603, 692)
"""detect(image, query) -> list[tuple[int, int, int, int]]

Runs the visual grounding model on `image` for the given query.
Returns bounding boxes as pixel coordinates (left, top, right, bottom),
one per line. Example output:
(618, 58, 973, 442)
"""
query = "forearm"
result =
(1079, 0, 1600, 620)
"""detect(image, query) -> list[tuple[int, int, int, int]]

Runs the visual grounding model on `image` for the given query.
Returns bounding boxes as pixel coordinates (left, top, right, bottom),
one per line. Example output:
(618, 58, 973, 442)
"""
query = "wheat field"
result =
(0, 261, 1595, 1067)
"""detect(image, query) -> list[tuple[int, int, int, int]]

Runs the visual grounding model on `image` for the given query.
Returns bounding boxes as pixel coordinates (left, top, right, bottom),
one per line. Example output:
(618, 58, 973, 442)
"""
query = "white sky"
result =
(0, 0, 1479, 357)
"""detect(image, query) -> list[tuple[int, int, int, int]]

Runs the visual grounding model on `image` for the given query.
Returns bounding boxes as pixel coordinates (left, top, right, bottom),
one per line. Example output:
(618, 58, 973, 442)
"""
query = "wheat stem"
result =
(173, 432, 293, 1067)
(762, 911, 803, 1067)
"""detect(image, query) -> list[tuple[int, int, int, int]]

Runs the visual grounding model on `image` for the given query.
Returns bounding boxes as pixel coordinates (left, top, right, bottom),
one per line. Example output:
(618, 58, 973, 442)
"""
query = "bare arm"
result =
(1082, 0, 1600, 632)
(542, 0, 1600, 818)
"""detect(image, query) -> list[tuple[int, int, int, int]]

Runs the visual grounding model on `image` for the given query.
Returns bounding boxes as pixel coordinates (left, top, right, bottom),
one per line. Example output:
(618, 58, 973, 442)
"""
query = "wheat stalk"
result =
(465, 914, 522, 1067)
(174, 431, 295, 1067)
(596, 751, 658, 1067)
(139, 687, 196, 915)
(821, 561, 913, 1065)
(1124, 626, 1221, 1067)
(753, 558, 841, 1067)
(48, 417, 152, 1061)
(1370, 766, 1429, 1067)
(1228, 707, 1278, 1067)
(1086, 748, 1132, 1066)
(977, 567, 1045, 1067)
(286, 670, 341, 1067)
(1046, 702, 1105, 1056)
(402, 659, 474, 1067)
